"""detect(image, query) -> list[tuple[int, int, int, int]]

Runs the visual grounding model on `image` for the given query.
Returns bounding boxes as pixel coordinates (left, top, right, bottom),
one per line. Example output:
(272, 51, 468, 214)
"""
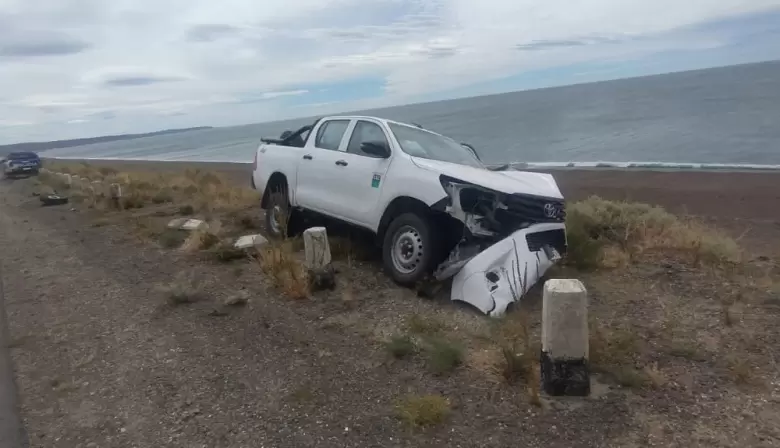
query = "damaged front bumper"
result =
(449, 223, 566, 317)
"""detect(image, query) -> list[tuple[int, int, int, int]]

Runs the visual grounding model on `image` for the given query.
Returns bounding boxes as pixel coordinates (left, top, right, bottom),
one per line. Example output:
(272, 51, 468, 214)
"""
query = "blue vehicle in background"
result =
(3, 151, 41, 177)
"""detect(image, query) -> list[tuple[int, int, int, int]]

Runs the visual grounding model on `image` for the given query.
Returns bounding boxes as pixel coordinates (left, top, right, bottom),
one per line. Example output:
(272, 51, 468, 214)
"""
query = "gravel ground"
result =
(2, 168, 780, 447)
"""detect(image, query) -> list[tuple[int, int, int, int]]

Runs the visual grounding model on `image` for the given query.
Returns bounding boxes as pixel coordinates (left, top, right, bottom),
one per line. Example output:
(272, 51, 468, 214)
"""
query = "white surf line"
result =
(500, 161, 780, 171)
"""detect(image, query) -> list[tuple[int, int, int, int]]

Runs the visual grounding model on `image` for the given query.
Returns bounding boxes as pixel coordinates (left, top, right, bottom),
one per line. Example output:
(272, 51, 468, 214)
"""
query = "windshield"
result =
(388, 123, 483, 169)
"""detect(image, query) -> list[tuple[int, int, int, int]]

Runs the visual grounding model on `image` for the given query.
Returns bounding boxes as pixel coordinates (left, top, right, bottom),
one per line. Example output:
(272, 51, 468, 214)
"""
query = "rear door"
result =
(325, 119, 393, 228)
(294, 119, 352, 214)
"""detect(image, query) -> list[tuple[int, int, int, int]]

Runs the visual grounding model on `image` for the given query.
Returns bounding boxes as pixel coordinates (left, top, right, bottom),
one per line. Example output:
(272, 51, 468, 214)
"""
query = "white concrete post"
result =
(109, 183, 122, 199)
(108, 183, 122, 208)
(303, 227, 335, 291)
(303, 227, 332, 270)
(541, 279, 590, 396)
(91, 180, 104, 197)
(63, 174, 72, 188)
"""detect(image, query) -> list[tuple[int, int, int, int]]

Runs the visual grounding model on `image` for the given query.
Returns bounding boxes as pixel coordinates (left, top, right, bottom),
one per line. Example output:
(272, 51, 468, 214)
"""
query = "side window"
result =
(314, 120, 349, 151)
(347, 121, 390, 157)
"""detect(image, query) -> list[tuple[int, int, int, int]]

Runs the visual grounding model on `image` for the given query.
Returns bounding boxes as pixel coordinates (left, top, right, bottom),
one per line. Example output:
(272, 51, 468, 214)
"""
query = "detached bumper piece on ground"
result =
(442, 222, 566, 317)
(39, 194, 69, 206)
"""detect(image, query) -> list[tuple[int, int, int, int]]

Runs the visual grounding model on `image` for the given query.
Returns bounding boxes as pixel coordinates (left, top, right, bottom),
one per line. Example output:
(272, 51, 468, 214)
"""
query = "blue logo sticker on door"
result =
(371, 173, 381, 188)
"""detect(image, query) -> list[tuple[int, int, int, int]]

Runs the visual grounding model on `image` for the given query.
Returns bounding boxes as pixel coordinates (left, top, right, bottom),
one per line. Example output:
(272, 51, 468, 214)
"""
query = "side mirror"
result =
(361, 141, 390, 158)
(461, 143, 480, 161)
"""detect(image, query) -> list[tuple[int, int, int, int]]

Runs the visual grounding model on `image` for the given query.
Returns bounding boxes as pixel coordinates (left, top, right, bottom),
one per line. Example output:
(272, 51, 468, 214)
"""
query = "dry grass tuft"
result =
(494, 312, 537, 384)
(589, 322, 639, 368)
(159, 271, 203, 306)
(728, 358, 757, 385)
(180, 229, 220, 252)
(151, 189, 175, 204)
(158, 229, 189, 249)
(589, 320, 652, 388)
(667, 341, 707, 362)
(426, 338, 464, 375)
(493, 312, 542, 404)
(643, 362, 667, 389)
(256, 240, 309, 299)
(209, 240, 247, 262)
(407, 314, 445, 336)
(385, 334, 416, 359)
(38, 171, 70, 192)
(565, 196, 741, 269)
(43, 161, 260, 215)
(396, 394, 450, 427)
(611, 366, 651, 389)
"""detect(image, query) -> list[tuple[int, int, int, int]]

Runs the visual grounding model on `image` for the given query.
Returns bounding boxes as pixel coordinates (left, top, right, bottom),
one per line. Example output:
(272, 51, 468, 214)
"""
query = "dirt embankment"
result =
(1, 162, 779, 447)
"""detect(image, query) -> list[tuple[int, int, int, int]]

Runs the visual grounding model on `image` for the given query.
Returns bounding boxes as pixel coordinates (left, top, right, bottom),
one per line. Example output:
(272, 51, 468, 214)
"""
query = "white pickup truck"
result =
(251, 115, 567, 316)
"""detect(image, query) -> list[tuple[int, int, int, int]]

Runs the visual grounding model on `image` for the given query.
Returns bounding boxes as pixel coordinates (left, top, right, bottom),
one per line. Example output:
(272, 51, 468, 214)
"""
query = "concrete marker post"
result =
(303, 227, 335, 291)
(540, 278, 590, 396)
(109, 183, 122, 209)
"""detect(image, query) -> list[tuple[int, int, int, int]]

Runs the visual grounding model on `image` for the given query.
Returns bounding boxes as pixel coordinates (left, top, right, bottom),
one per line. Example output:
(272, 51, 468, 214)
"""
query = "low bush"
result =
(426, 338, 464, 374)
(396, 394, 450, 427)
(158, 229, 189, 249)
(385, 335, 416, 359)
(159, 272, 203, 306)
(565, 196, 741, 268)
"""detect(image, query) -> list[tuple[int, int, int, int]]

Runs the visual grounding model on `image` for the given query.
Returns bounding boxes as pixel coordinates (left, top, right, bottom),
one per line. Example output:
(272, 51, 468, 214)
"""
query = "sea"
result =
(43, 60, 780, 170)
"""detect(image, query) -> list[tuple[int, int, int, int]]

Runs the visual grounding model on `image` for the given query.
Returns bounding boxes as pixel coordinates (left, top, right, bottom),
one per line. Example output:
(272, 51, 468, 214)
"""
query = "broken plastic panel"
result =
(450, 223, 565, 318)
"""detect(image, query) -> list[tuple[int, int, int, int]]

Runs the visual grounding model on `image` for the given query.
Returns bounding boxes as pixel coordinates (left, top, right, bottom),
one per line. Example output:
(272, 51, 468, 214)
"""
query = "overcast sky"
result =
(2, 0, 780, 144)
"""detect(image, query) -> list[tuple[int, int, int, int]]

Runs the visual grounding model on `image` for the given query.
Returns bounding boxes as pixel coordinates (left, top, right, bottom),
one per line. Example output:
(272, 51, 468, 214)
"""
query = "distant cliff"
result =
(0, 127, 213, 155)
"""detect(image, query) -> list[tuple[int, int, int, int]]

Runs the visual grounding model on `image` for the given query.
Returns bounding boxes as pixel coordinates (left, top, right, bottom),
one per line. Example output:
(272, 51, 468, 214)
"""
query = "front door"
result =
(326, 119, 393, 227)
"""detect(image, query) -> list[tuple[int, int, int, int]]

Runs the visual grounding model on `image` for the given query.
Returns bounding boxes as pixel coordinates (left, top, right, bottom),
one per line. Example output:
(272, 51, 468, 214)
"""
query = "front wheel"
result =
(382, 213, 438, 286)
(264, 189, 291, 239)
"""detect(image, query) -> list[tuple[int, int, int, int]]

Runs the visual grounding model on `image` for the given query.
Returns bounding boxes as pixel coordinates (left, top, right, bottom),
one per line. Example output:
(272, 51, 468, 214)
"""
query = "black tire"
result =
(382, 212, 438, 286)
(264, 187, 291, 239)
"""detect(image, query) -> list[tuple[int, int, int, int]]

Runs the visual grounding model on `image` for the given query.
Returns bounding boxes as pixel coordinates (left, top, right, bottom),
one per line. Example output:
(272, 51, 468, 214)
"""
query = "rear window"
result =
(8, 152, 38, 160)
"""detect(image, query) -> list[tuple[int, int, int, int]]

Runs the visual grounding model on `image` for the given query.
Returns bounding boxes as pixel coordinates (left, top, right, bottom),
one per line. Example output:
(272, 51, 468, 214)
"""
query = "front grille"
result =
(492, 194, 565, 233)
(505, 194, 565, 222)
(526, 229, 567, 255)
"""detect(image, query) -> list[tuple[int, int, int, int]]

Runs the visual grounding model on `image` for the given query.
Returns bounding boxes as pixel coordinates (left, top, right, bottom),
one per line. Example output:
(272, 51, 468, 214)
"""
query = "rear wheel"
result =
(382, 213, 438, 286)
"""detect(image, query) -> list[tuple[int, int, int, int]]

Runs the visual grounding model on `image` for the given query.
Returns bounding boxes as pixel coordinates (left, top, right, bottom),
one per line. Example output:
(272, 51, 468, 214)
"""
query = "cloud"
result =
(103, 76, 184, 87)
(1, 0, 780, 144)
(82, 67, 190, 87)
(0, 30, 90, 57)
(234, 89, 308, 104)
(186, 24, 240, 42)
(0, 120, 33, 127)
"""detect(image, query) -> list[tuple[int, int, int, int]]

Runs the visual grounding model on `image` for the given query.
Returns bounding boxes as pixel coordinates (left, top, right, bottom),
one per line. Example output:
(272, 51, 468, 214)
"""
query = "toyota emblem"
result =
(543, 203, 557, 218)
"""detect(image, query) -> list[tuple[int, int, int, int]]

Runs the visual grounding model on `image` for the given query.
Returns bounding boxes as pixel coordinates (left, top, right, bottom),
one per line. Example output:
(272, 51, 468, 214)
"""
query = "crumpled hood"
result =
(410, 157, 564, 199)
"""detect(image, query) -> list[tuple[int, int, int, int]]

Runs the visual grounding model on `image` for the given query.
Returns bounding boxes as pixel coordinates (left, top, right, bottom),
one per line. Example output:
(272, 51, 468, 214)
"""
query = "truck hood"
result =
(410, 157, 563, 199)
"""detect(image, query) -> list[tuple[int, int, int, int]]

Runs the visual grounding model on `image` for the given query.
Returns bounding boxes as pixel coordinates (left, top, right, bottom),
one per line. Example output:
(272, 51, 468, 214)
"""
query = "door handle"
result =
(303, 154, 313, 160)
(335, 160, 348, 166)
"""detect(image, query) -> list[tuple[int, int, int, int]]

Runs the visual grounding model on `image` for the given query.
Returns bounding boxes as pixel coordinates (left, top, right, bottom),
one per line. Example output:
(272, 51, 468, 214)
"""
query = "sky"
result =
(1, 0, 780, 145)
